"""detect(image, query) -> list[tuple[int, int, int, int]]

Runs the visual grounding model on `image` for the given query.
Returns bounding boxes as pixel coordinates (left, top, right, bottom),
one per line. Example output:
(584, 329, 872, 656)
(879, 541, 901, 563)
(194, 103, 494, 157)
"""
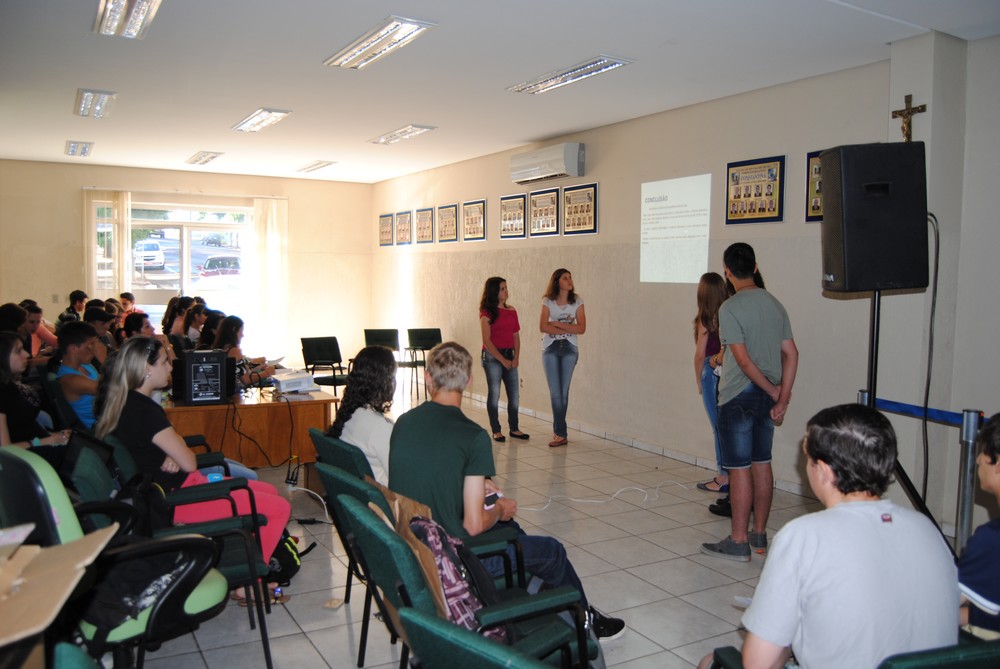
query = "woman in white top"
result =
(325, 345, 396, 485)
(539, 268, 586, 447)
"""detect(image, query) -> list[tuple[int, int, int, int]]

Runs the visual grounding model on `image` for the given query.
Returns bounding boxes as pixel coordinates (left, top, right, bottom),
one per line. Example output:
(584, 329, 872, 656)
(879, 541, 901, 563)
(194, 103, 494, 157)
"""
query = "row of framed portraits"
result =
(379, 183, 598, 246)
(724, 151, 827, 225)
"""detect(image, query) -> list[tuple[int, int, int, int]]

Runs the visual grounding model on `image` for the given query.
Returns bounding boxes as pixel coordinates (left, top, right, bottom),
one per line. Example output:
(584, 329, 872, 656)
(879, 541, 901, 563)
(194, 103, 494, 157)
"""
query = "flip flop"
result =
(238, 592, 290, 607)
(696, 478, 730, 493)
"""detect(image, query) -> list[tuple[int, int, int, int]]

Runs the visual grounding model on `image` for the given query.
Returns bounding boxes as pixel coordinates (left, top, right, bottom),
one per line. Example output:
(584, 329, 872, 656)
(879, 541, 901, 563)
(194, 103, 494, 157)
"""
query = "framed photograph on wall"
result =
(805, 150, 823, 223)
(462, 199, 486, 241)
(415, 207, 434, 243)
(726, 155, 785, 224)
(395, 210, 412, 245)
(499, 193, 526, 239)
(378, 213, 394, 246)
(529, 187, 559, 236)
(438, 204, 458, 242)
(562, 183, 598, 235)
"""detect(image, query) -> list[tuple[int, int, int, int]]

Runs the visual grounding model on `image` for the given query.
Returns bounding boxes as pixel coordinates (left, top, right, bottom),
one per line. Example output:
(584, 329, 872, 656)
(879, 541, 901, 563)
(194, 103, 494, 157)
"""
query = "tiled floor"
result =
(144, 387, 821, 668)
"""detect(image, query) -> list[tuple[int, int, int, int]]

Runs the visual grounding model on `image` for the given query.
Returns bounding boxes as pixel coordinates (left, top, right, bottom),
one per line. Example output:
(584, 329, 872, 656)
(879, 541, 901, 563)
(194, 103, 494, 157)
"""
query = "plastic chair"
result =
(339, 494, 593, 669)
(399, 607, 550, 669)
(309, 427, 375, 480)
(301, 336, 349, 395)
(0, 446, 228, 669)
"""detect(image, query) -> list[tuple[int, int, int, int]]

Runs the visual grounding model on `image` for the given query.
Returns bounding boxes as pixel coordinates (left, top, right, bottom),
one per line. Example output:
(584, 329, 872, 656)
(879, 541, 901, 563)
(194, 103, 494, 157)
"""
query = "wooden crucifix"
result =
(891, 94, 927, 143)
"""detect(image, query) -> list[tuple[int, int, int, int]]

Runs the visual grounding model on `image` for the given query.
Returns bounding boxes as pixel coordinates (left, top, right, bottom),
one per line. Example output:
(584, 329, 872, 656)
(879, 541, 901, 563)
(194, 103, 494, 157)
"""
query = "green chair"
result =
(339, 494, 593, 669)
(0, 446, 229, 669)
(309, 427, 375, 479)
(399, 607, 550, 669)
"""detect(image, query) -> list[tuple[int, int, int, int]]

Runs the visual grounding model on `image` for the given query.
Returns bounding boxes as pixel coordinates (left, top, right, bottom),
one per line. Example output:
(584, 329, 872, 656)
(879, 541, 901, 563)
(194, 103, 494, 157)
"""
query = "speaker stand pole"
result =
(866, 290, 936, 523)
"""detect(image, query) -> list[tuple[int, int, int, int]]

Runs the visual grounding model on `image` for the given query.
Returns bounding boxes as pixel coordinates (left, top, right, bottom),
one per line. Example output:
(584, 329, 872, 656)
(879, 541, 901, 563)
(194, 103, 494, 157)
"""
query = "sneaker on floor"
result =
(589, 606, 626, 640)
(708, 495, 732, 518)
(700, 535, 751, 562)
(749, 531, 768, 555)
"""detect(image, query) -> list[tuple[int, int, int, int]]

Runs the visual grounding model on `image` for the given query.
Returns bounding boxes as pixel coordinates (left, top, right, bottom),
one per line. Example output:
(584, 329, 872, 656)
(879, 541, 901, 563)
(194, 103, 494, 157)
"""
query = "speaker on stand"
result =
(820, 141, 931, 518)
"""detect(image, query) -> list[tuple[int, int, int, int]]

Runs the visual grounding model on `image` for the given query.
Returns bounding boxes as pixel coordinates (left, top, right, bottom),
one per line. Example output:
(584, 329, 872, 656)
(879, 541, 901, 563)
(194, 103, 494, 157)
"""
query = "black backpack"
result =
(266, 529, 315, 586)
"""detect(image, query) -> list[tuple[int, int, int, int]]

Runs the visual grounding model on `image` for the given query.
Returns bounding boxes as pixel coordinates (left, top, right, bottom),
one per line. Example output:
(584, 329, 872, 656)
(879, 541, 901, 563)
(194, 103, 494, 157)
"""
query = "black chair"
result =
(301, 336, 349, 396)
(406, 328, 442, 399)
(362, 329, 421, 392)
(42, 372, 86, 432)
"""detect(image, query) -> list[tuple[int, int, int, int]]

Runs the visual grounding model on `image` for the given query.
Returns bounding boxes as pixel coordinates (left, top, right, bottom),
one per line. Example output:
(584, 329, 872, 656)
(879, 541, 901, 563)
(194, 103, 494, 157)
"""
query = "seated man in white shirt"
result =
(701, 403, 959, 669)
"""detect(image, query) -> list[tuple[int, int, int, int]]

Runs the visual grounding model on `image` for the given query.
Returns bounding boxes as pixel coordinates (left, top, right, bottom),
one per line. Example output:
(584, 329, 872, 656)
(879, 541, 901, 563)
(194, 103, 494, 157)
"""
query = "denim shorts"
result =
(718, 383, 775, 469)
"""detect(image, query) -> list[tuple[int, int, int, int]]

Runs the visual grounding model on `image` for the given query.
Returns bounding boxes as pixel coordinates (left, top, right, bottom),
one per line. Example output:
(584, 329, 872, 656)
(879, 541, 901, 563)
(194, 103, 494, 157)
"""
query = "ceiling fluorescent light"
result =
(74, 89, 117, 118)
(298, 160, 337, 173)
(508, 54, 634, 95)
(325, 15, 435, 70)
(186, 151, 224, 166)
(232, 108, 291, 133)
(369, 124, 436, 145)
(94, 0, 162, 39)
(65, 141, 94, 157)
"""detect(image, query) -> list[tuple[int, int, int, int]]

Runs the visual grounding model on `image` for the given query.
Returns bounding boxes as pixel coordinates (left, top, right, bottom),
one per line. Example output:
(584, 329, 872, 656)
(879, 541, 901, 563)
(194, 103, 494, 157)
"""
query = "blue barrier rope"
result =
(874, 399, 963, 427)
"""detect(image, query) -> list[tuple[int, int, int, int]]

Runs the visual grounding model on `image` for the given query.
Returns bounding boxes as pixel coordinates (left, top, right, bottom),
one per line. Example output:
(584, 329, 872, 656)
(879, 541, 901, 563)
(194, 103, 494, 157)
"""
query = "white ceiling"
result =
(1, 1, 998, 184)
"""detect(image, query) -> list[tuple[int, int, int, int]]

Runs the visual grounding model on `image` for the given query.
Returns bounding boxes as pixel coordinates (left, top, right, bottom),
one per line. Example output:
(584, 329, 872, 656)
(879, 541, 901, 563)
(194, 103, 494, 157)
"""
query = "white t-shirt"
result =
(340, 407, 394, 485)
(541, 297, 583, 350)
(743, 500, 958, 669)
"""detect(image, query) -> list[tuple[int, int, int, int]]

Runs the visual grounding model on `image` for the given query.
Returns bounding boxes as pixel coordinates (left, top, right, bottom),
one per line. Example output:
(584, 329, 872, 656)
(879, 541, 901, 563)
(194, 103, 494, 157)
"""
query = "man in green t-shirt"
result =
(389, 341, 625, 639)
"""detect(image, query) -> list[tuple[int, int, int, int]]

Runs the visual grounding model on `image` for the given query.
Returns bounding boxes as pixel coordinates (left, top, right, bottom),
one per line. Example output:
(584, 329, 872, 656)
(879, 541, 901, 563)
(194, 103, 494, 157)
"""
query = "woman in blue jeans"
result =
(479, 277, 528, 442)
(540, 269, 586, 448)
(693, 272, 730, 493)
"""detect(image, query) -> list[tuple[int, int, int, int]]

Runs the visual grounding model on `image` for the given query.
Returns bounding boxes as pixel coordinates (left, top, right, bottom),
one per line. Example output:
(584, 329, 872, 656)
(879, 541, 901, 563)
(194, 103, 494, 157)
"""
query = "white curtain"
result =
(83, 189, 130, 295)
(245, 198, 289, 359)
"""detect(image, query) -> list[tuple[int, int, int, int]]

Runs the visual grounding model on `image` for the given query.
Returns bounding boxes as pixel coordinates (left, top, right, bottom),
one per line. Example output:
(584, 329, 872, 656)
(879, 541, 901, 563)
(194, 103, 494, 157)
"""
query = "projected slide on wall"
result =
(640, 174, 711, 284)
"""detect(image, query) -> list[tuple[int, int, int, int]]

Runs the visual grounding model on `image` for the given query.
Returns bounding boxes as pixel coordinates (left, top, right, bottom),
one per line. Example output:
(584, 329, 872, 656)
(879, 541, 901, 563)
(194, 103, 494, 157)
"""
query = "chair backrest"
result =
(399, 607, 550, 669)
(315, 462, 393, 523)
(0, 446, 84, 544)
(301, 336, 343, 366)
(338, 494, 441, 617)
(103, 434, 141, 484)
(70, 443, 120, 505)
(308, 427, 375, 479)
(877, 639, 1000, 669)
(43, 372, 85, 431)
(364, 328, 400, 352)
(407, 328, 443, 350)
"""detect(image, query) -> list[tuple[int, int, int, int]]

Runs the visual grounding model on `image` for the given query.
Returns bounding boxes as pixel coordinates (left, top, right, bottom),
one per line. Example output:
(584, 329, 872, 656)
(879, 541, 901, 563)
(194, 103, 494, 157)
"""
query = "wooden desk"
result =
(165, 390, 338, 469)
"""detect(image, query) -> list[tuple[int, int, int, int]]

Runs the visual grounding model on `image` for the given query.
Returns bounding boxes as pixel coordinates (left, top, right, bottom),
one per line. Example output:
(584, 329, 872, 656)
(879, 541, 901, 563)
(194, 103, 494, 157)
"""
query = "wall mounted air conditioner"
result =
(509, 142, 584, 185)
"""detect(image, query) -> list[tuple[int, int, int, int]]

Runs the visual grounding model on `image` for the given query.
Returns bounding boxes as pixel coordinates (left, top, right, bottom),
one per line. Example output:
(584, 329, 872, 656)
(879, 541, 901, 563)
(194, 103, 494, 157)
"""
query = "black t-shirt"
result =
(0, 380, 46, 442)
(112, 390, 186, 490)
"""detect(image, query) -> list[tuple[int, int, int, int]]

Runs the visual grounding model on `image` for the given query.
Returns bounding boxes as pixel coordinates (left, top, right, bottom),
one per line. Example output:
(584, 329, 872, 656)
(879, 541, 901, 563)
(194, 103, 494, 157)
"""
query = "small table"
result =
(165, 390, 338, 469)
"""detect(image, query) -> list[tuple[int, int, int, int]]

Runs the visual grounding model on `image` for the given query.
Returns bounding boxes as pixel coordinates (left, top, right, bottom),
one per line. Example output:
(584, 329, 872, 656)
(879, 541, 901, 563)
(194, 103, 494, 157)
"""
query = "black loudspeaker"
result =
(172, 350, 237, 404)
(820, 142, 928, 292)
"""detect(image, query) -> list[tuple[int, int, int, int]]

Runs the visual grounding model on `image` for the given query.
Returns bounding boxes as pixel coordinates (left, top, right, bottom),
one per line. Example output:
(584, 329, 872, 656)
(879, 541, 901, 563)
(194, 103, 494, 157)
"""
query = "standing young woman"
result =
(693, 272, 730, 493)
(479, 277, 528, 443)
(94, 337, 291, 566)
(540, 269, 585, 448)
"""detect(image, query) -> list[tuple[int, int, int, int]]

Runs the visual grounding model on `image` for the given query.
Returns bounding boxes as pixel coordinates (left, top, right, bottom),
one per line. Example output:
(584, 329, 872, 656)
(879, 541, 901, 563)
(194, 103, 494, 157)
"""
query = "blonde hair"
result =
(94, 337, 164, 438)
(426, 342, 472, 393)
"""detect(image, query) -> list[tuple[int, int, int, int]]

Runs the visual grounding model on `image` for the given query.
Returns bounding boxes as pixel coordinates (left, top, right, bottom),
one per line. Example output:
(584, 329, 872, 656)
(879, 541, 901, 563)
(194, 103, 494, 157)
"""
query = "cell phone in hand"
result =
(484, 492, 499, 509)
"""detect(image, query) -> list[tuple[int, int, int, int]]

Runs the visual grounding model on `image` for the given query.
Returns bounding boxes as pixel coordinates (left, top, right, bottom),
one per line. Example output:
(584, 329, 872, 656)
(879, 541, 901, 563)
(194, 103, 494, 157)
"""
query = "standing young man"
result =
(702, 242, 798, 561)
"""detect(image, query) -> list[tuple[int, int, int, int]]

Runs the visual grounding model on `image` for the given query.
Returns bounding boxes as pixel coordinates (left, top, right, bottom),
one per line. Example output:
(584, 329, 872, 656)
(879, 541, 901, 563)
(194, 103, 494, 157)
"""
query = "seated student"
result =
(700, 403, 958, 669)
(195, 310, 226, 350)
(19, 300, 58, 355)
(213, 315, 276, 388)
(93, 337, 291, 573)
(0, 332, 71, 457)
(325, 345, 396, 485)
(958, 413, 1000, 639)
(56, 321, 100, 429)
(83, 307, 117, 367)
(56, 289, 88, 331)
(118, 292, 143, 328)
(0, 302, 27, 334)
(183, 303, 206, 345)
(388, 341, 625, 640)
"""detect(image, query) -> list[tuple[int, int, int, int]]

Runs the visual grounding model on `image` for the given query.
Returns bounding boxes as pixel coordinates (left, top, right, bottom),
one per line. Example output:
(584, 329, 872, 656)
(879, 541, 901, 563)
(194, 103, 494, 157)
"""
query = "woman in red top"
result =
(479, 277, 528, 442)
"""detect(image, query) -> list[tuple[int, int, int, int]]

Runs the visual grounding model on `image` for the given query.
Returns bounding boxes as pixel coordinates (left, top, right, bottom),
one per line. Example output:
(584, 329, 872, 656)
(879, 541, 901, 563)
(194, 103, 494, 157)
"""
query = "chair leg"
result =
(357, 587, 372, 667)
(252, 582, 274, 669)
(398, 644, 409, 669)
(344, 555, 355, 603)
(243, 584, 257, 630)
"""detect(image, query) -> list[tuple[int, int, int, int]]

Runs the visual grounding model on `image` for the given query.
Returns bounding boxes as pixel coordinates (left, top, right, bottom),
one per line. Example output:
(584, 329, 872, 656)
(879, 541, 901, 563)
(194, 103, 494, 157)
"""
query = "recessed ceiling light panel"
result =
(325, 16, 435, 70)
(74, 89, 117, 118)
(186, 151, 224, 166)
(508, 55, 634, 95)
(298, 160, 337, 173)
(369, 124, 437, 145)
(94, 0, 162, 39)
(65, 141, 94, 157)
(232, 108, 291, 133)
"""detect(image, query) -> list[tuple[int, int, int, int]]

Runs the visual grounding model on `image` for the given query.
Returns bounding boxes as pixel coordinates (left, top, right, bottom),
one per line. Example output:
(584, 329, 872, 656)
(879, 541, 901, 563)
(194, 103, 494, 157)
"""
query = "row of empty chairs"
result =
(301, 328, 442, 399)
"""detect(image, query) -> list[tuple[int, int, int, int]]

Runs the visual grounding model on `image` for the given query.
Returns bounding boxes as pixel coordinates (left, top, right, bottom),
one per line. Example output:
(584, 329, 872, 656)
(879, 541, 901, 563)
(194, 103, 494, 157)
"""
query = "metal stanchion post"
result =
(956, 410, 983, 555)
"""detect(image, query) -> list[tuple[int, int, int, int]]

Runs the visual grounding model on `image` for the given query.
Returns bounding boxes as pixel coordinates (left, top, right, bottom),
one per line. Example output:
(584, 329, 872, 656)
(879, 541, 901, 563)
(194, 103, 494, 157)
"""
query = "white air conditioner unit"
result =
(509, 142, 584, 185)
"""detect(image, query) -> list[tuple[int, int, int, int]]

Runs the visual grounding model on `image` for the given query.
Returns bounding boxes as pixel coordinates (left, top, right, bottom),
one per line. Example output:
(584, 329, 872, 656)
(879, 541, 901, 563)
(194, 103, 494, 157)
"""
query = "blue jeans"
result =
(718, 383, 775, 469)
(700, 360, 724, 475)
(542, 340, 578, 438)
(480, 520, 589, 610)
(482, 349, 519, 434)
